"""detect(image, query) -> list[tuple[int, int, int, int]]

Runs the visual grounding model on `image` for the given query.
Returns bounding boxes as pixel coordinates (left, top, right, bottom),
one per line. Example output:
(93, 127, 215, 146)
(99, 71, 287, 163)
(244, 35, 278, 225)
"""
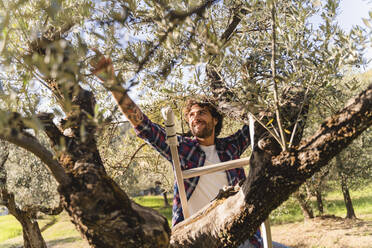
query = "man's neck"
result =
(196, 135, 215, 146)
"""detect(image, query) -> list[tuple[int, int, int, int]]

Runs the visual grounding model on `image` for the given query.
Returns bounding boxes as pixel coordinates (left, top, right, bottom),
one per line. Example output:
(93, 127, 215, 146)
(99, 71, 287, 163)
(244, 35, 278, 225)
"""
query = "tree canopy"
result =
(0, 0, 371, 247)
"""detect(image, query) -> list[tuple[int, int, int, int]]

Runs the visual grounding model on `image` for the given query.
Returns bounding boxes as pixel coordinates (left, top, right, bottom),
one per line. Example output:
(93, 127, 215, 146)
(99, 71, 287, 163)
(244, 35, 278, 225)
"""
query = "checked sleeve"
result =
(134, 114, 173, 162)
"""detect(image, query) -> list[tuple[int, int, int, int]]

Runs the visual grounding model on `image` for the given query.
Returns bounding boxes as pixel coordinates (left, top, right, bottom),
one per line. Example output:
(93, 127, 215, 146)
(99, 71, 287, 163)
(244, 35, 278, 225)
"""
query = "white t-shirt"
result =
(186, 145, 259, 248)
(187, 145, 229, 215)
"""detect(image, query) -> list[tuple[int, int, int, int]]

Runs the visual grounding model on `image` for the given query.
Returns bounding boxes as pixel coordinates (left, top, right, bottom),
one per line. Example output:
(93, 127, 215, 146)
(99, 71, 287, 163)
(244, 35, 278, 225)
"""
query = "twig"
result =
(127, 143, 147, 167)
(270, 2, 286, 151)
(288, 86, 311, 148)
(126, 0, 219, 89)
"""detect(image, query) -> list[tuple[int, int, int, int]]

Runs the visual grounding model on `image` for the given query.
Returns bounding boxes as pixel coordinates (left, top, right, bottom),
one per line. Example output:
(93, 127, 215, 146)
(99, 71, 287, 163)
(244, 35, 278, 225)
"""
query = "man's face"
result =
(187, 105, 217, 139)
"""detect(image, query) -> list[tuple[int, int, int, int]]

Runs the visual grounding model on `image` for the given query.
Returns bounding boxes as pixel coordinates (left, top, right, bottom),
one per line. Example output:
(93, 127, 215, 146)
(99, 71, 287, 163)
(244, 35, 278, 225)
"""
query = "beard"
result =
(190, 120, 214, 138)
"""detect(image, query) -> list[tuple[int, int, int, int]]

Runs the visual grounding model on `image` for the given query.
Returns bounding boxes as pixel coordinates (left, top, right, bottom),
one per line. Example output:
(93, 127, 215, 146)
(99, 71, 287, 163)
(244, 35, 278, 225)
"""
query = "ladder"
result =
(162, 107, 272, 248)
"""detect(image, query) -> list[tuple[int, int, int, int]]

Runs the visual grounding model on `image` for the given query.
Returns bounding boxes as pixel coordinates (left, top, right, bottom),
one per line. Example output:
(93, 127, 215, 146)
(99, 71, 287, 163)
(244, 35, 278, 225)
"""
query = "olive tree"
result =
(0, 0, 371, 247)
(0, 140, 62, 248)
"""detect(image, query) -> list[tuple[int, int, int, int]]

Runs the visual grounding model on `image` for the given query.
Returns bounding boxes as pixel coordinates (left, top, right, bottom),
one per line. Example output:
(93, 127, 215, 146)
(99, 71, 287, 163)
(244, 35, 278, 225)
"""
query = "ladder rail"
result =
(162, 107, 190, 218)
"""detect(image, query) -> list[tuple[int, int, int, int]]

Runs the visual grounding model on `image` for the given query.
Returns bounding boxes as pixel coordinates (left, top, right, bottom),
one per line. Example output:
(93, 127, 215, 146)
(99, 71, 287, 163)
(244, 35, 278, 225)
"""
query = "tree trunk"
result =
(312, 170, 329, 216)
(0, 145, 47, 248)
(58, 162, 171, 248)
(18, 213, 47, 248)
(315, 188, 324, 215)
(336, 155, 357, 219)
(294, 191, 314, 219)
(0, 189, 47, 248)
(162, 191, 170, 207)
(340, 178, 356, 219)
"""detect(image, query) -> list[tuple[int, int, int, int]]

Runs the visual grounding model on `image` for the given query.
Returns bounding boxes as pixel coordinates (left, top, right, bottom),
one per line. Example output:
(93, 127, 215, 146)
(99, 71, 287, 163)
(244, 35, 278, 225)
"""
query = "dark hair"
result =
(183, 99, 223, 137)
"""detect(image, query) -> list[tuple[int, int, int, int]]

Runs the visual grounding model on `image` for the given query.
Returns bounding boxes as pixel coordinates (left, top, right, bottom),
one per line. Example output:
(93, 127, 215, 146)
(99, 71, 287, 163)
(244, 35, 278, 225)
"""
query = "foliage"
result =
(98, 122, 174, 195)
(0, 0, 368, 114)
(0, 0, 369, 152)
(0, 0, 371, 246)
(300, 69, 372, 216)
(3, 141, 59, 211)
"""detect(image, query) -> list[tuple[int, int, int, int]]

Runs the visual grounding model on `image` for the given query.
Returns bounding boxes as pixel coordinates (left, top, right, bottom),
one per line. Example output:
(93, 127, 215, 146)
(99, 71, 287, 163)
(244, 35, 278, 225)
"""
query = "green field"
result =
(0, 184, 371, 247)
(270, 183, 372, 224)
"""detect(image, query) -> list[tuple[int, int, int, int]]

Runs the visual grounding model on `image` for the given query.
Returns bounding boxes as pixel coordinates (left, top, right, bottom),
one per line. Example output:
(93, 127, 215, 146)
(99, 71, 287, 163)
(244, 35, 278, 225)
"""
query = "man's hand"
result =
(90, 49, 116, 84)
(90, 49, 144, 127)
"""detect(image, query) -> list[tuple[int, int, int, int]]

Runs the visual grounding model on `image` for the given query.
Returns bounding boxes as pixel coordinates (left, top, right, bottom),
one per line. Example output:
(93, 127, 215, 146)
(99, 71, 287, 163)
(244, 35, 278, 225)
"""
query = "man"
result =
(91, 53, 289, 248)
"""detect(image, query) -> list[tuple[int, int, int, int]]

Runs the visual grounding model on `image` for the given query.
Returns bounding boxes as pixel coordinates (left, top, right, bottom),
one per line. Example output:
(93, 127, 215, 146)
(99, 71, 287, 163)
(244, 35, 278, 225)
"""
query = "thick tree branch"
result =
(296, 83, 372, 175)
(37, 113, 70, 145)
(27, 33, 103, 169)
(221, 7, 249, 42)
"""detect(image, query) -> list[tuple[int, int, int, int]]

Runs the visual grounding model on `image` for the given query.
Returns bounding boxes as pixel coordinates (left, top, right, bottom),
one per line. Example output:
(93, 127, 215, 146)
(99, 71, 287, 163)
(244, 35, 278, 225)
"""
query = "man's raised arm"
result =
(110, 91, 144, 127)
(90, 52, 144, 127)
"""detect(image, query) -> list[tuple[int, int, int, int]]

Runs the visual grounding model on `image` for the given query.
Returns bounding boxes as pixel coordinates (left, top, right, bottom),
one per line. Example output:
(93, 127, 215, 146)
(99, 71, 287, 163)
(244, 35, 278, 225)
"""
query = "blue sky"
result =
(338, 0, 372, 68)
(338, 0, 371, 31)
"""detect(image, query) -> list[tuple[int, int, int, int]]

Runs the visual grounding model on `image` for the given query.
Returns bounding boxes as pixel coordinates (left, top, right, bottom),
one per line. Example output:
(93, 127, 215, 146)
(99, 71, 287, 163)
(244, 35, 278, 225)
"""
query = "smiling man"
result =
(123, 96, 263, 247)
(187, 102, 218, 144)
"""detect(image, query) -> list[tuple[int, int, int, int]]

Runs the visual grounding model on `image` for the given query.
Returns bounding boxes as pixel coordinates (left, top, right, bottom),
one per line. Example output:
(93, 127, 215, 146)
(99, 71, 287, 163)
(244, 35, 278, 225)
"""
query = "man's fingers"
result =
(90, 58, 110, 73)
(89, 49, 117, 83)
(90, 55, 113, 74)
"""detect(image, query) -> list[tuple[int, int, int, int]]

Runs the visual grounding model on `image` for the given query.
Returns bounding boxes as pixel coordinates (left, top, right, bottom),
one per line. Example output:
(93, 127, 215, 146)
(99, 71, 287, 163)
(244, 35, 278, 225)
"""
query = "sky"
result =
(337, 0, 372, 68)
(338, 0, 371, 31)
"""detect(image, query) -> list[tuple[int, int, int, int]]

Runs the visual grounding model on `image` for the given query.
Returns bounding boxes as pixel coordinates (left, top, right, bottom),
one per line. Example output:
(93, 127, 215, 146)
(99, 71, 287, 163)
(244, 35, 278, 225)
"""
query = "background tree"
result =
(0, 0, 371, 247)
(98, 121, 174, 196)
(332, 130, 371, 219)
(306, 70, 372, 219)
(285, 66, 372, 220)
(0, 140, 62, 248)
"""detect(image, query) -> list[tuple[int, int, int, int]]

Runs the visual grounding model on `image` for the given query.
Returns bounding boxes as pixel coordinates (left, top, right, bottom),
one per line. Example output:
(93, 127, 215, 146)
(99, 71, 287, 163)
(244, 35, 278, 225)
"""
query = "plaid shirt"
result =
(135, 115, 263, 247)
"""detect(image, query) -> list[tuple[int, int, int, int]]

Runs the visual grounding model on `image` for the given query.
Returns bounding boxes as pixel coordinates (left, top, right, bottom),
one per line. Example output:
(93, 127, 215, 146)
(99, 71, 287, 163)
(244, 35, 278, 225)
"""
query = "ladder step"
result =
(182, 157, 250, 179)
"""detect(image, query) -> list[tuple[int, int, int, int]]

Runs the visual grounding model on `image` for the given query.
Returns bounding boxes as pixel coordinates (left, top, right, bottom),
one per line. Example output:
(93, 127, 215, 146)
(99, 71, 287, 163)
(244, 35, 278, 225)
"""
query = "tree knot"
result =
(213, 185, 240, 201)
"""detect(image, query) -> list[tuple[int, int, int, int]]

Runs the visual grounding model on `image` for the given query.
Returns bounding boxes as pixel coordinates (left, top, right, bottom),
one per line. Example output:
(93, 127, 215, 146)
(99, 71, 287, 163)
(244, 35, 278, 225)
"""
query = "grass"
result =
(0, 212, 84, 248)
(270, 182, 372, 224)
(0, 215, 22, 242)
(0, 184, 371, 247)
(40, 214, 81, 240)
(133, 195, 173, 226)
(0, 196, 172, 247)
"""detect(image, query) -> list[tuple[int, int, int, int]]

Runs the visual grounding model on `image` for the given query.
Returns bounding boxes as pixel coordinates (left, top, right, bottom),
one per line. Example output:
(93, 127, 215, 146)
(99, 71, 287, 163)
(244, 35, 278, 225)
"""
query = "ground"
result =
(272, 214, 372, 248)
(1, 214, 371, 248)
